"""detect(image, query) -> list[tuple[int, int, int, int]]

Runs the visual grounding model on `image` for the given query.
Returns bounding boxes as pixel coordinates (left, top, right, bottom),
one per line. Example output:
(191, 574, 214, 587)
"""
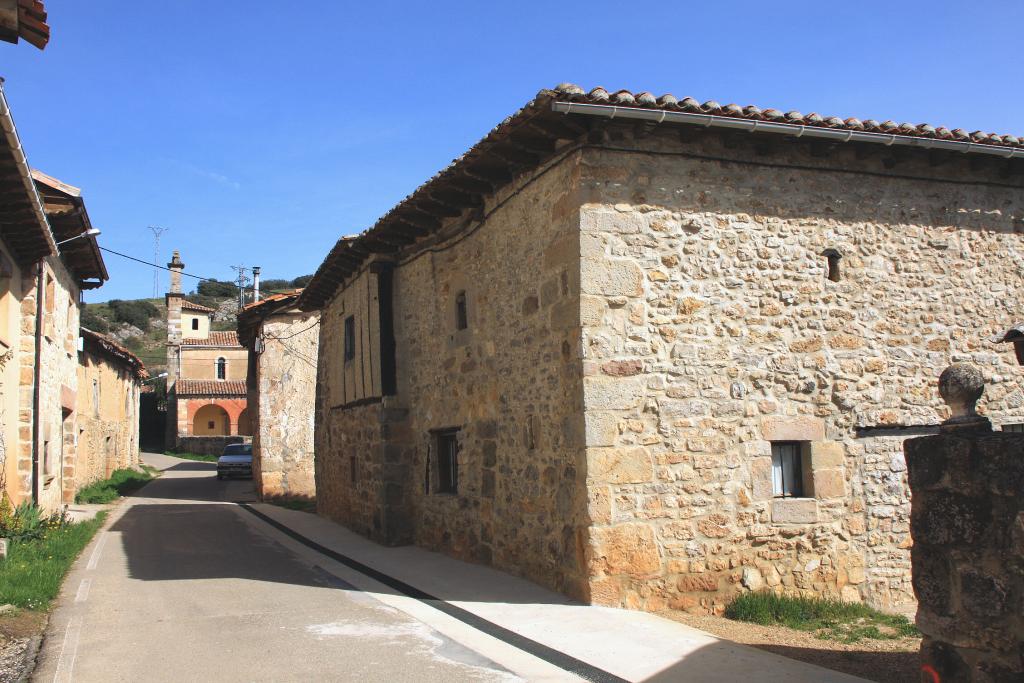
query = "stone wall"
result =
(906, 424, 1023, 681)
(0, 240, 27, 506)
(173, 435, 247, 456)
(316, 154, 591, 597)
(76, 351, 141, 487)
(251, 310, 318, 500)
(576, 126, 1024, 614)
(17, 256, 81, 511)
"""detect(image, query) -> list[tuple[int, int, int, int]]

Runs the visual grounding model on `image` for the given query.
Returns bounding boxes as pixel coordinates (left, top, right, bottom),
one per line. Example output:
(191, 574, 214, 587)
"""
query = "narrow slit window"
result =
(771, 442, 804, 498)
(434, 429, 459, 494)
(822, 248, 842, 282)
(343, 315, 355, 361)
(455, 291, 468, 331)
(216, 357, 226, 380)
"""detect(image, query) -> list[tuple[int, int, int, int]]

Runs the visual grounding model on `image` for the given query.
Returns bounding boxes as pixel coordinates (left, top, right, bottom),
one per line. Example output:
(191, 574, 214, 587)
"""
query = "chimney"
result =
(252, 266, 261, 303)
(168, 250, 184, 294)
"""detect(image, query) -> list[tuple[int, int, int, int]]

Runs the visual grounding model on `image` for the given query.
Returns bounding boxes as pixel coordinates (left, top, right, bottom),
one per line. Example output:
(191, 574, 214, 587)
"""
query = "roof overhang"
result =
(32, 169, 109, 283)
(297, 84, 1024, 312)
(0, 0, 49, 50)
(0, 84, 55, 265)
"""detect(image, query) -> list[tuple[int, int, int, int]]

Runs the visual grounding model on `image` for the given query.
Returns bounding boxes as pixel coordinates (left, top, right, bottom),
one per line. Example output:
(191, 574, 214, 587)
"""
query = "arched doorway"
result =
(237, 408, 252, 436)
(193, 404, 230, 436)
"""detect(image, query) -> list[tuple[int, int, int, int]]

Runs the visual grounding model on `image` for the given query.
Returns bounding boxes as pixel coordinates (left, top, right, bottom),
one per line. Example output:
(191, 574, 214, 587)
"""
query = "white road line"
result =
(74, 579, 91, 603)
(52, 616, 82, 683)
(85, 532, 107, 570)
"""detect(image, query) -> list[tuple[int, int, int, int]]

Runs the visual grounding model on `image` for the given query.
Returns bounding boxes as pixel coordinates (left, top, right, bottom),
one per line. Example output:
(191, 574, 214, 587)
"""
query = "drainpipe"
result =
(252, 266, 260, 303)
(551, 101, 1024, 160)
(30, 262, 43, 505)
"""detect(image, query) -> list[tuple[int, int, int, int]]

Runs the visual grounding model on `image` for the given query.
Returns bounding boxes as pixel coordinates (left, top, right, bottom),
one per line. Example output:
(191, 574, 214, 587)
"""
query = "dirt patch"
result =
(0, 609, 46, 682)
(660, 611, 919, 683)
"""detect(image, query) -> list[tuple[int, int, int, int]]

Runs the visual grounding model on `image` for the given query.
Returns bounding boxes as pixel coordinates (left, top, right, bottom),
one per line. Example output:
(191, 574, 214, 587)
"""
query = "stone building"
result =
(238, 291, 319, 500)
(76, 328, 146, 486)
(0, 83, 109, 512)
(298, 84, 1024, 615)
(164, 251, 250, 450)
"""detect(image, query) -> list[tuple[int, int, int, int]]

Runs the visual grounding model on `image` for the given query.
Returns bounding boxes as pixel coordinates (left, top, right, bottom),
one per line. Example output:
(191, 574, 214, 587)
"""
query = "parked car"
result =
(216, 443, 253, 480)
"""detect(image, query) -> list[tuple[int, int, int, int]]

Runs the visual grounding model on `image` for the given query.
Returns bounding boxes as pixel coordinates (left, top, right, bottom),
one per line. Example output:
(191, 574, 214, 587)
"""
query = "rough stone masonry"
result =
(305, 88, 1024, 617)
(906, 365, 1023, 682)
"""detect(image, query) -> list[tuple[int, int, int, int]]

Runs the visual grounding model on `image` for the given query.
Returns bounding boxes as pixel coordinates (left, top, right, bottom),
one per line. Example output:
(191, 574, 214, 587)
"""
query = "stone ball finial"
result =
(938, 364, 991, 432)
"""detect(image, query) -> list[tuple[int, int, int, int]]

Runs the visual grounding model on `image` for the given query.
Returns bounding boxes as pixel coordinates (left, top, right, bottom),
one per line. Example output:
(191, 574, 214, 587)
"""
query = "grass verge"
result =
(266, 497, 317, 513)
(75, 467, 156, 504)
(0, 512, 108, 610)
(724, 591, 918, 644)
(165, 451, 218, 462)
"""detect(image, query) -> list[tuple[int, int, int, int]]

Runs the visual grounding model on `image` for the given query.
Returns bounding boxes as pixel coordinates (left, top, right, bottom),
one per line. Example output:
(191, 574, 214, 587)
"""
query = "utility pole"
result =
(148, 226, 169, 297)
(230, 265, 250, 308)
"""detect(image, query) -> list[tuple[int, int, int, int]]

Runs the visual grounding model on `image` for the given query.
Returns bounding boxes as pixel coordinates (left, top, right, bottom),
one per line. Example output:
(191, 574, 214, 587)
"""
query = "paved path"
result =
(33, 453, 868, 682)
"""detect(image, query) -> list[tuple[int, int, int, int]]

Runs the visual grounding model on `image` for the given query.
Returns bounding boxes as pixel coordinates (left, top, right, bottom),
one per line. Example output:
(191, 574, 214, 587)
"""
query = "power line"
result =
(97, 246, 301, 297)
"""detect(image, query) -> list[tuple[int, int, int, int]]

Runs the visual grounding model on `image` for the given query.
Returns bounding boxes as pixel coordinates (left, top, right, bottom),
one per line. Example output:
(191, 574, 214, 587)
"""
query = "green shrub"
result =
(290, 274, 313, 288)
(81, 305, 111, 333)
(0, 512, 107, 610)
(196, 279, 237, 298)
(724, 591, 918, 643)
(75, 468, 154, 504)
(107, 299, 158, 331)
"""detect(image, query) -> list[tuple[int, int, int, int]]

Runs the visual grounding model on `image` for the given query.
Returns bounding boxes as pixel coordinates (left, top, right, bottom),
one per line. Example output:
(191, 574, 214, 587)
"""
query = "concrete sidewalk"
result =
(245, 503, 868, 683)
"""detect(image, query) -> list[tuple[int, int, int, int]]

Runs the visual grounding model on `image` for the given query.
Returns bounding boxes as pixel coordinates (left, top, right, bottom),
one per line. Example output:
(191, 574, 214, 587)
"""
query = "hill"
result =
(82, 275, 311, 374)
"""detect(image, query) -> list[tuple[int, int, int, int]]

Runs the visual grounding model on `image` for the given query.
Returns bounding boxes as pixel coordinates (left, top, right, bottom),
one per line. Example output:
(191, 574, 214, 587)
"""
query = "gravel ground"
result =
(0, 611, 46, 683)
(0, 637, 31, 683)
(660, 611, 919, 683)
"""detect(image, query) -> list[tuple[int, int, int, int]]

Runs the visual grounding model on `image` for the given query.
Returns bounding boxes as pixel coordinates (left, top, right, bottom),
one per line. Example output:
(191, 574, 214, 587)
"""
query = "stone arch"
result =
(237, 408, 252, 436)
(193, 404, 230, 436)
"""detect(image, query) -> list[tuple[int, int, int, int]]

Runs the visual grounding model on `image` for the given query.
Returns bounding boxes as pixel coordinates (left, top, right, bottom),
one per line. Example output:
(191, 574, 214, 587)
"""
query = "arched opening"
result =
(215, 357, 227, 380)
(237, 408, 252, 436)
(193, 404, 230, 436)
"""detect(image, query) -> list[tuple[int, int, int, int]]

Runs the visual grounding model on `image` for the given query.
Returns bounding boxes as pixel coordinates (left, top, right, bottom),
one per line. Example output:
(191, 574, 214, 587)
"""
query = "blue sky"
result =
(3, 1, 1021, 301)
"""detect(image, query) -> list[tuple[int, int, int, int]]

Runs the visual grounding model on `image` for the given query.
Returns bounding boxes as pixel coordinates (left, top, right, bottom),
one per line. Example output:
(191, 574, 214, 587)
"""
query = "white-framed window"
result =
(215, 357, 226, 380)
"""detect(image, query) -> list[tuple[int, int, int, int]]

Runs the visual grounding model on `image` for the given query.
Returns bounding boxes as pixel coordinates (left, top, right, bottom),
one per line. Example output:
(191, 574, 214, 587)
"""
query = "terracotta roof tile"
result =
(80, 328, 148, 380)
(298, 84, 1024, 310)
(175, 379, 246, 397)
(182, 331, 241, 347)
(181, 300, 216, 313)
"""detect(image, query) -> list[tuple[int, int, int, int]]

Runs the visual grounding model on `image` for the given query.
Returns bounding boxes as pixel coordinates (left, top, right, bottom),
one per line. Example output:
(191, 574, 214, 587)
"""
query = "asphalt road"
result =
(32, 454, 518, 683)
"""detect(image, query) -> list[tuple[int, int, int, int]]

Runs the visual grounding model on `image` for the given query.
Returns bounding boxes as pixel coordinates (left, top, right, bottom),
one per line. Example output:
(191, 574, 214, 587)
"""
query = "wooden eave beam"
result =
(397, 208, 444, 231)
(487, 144, 540, 166)
(426, 188, 481, 212)
(447, 174, 495, 196)
(465, 163, 513, 187)
(410, 198, 462, 219)
(527, 117, 586, 141)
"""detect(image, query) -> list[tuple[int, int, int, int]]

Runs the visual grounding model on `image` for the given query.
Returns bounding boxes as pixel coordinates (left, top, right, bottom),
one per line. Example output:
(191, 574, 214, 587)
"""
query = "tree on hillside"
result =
(290, 274, 313, 288)
(107, 299, 159, 331)
(196, 279, 236, 298)
(81, 305, 111, 333)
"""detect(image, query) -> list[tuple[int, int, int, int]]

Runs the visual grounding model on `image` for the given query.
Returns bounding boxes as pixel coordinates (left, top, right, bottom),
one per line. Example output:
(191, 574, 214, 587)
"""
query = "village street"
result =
(29, 454, 866, 683)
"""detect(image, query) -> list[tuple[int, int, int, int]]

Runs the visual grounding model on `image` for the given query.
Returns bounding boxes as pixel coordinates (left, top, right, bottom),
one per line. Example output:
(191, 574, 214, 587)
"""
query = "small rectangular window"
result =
(191, 318, 199, 330)
(1002, 423, 1024, 433)
(455, 291, 468, 331)
(343, 316, 355, 362)
(434, 429, 459, 494)
(771, 442, 804, 498)
(350, 456, 357, 484)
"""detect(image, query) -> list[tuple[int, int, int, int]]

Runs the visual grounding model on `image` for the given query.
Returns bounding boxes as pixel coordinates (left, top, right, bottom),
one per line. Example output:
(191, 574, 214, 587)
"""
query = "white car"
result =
(216, 444, 253, 480)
